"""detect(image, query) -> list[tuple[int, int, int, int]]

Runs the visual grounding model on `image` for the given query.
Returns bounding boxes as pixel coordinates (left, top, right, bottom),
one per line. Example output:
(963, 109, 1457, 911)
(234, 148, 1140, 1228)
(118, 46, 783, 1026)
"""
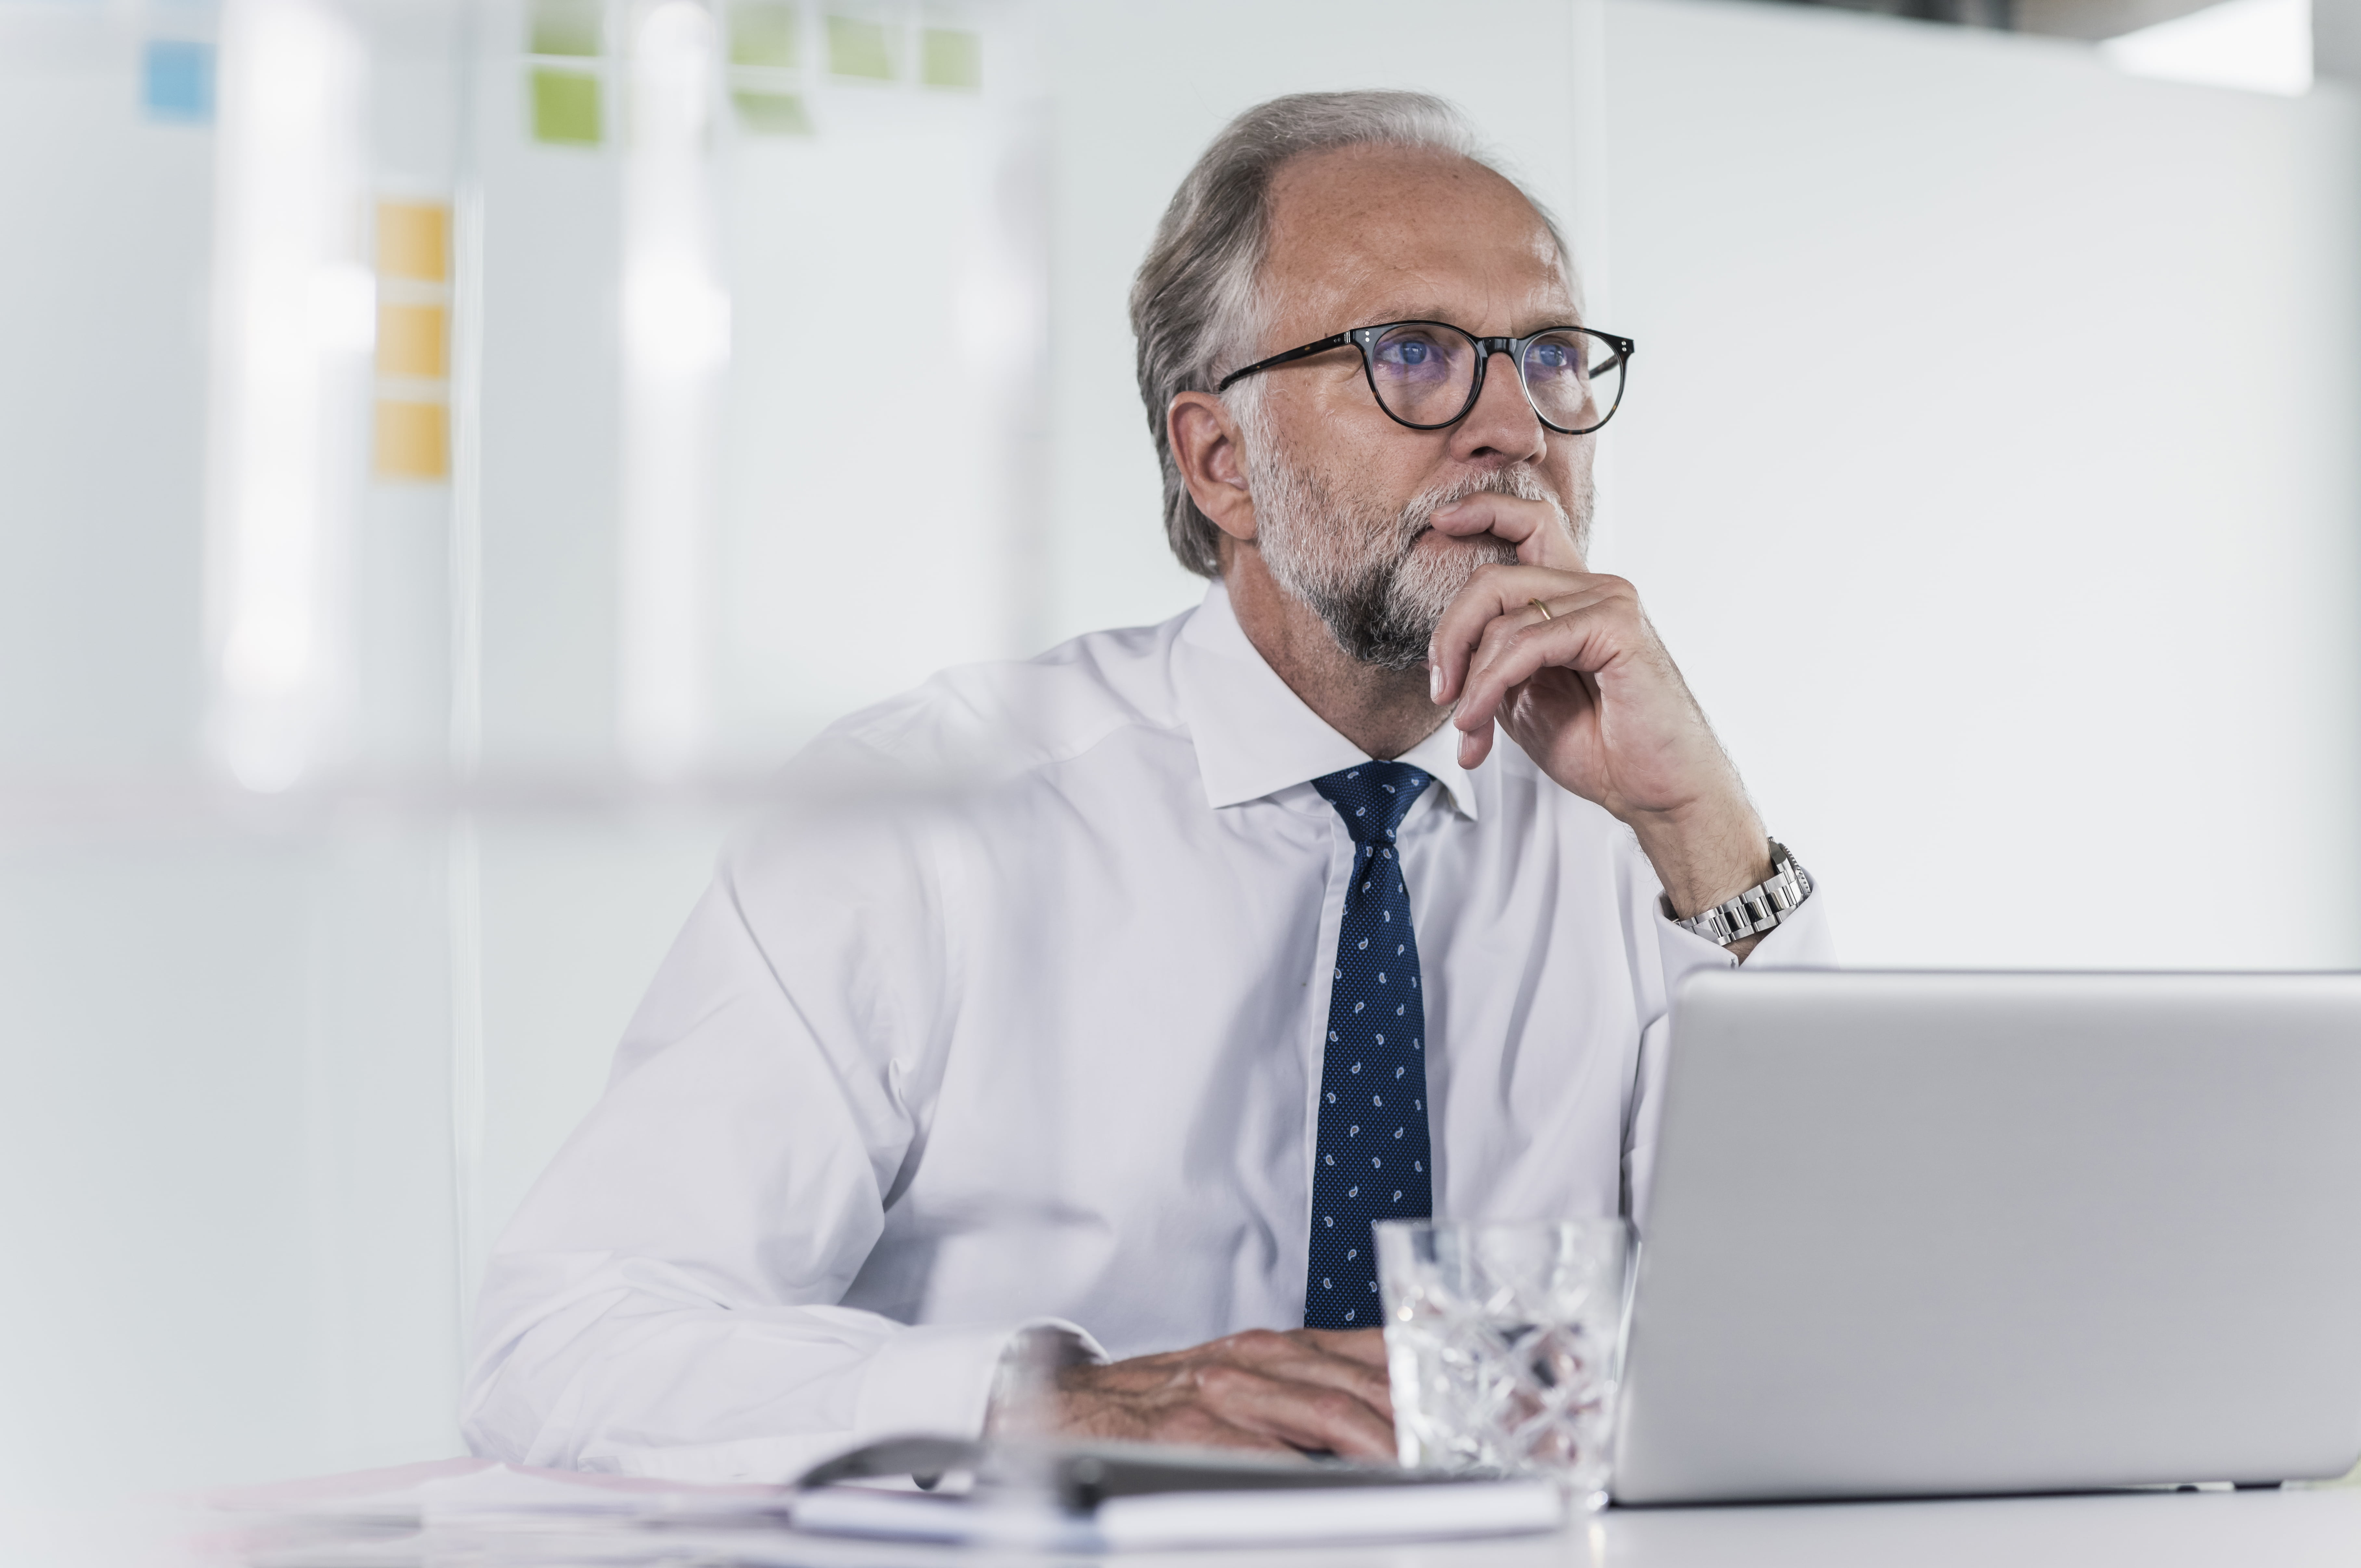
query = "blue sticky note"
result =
(144, 40, 215, 123)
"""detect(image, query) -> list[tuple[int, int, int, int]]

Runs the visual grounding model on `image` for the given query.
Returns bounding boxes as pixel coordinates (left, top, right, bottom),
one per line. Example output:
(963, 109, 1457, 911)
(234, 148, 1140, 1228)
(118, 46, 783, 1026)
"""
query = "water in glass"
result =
(1375, 1217, 1628, 1507)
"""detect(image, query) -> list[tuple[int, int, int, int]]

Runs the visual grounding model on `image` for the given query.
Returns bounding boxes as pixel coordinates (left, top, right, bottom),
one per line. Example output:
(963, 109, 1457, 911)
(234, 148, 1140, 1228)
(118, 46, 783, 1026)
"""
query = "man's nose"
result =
(1450, 347, 1548, 466)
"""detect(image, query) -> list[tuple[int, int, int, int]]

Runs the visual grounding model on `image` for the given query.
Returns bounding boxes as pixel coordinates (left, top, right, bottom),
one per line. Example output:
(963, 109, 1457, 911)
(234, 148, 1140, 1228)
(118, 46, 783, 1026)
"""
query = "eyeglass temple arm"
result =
(1214, 332, 1355, 393)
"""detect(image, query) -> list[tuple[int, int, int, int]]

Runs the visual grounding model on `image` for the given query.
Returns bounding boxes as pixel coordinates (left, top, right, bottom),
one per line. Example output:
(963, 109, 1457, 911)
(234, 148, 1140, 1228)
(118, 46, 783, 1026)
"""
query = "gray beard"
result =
(1247, 442, 1583, 673)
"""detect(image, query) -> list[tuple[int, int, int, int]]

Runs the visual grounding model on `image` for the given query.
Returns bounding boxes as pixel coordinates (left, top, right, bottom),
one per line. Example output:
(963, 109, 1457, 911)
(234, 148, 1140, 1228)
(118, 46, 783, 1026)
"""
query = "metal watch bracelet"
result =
(1669, 839, 1814, 948)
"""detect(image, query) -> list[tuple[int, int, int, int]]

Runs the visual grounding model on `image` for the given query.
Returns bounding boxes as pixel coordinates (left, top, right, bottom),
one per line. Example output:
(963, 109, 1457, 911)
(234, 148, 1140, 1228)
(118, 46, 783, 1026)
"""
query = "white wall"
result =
(1595, 0, 2361, 969)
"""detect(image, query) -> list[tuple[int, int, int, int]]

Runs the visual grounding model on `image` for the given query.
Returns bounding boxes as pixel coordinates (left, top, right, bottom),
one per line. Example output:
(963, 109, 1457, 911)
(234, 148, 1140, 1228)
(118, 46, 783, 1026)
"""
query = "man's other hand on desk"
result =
(1015, 1327, 1395, 1460)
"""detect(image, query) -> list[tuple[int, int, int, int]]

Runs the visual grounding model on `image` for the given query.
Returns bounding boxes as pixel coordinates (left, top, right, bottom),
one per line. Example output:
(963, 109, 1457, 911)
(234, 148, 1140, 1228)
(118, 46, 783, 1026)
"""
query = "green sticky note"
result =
(531, 68, 602, 145)
(731, 2, 799, 67)
(733, 88, 814, 135)
(827, 14, 894, 79)
(529, 0, 602, 57)
(919, 28, 980, 90)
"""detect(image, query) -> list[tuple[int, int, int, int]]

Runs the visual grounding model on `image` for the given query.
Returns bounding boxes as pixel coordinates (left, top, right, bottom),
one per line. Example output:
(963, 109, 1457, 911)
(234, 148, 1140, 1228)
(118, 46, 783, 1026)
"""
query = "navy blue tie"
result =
(1304, 761, 1435, 1329)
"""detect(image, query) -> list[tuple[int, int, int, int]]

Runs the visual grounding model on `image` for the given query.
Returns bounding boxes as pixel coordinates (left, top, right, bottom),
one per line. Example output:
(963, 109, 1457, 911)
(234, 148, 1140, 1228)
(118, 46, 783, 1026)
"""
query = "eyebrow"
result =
(1346, 306, 1584, 335)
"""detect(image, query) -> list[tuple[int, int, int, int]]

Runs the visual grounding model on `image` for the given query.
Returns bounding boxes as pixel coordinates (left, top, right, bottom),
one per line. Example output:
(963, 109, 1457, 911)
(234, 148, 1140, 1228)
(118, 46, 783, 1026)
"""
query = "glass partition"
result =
(0, 0, 1053, 1519)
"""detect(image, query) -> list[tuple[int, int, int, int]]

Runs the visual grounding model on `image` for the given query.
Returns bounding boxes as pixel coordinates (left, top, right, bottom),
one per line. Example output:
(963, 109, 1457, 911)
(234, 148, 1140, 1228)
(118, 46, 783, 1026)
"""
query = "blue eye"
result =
(1374, 331, 1454, 378)
(1529, 342, 1572, 372)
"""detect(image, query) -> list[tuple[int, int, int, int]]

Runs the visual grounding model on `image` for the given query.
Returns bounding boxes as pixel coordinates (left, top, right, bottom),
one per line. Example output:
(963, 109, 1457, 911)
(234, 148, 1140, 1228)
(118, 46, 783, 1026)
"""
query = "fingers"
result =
(1223, 1328, 1392, 1417)
(1451, 613, 1622, 772)
(1428, 564, 1630, 708)
(1190, 1359, 1399, 1461)
(1050, 1330, 1400, 1464)
(1073, 1393, 1301, 1456)
(1428, 492, 1584, 573)
(1296, 1326, 1389, 1367)
(1130, 1407, 1301, 1456)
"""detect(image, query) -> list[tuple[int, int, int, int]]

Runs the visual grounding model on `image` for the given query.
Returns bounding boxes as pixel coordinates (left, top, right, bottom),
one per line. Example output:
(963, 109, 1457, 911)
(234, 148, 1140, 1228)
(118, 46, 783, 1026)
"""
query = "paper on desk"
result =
(1097, 1480, 1567, 1549)
(207, 1459, 788, 1531)
(418, 1463, 789, 1524)
(210, 1456, 1566, 1557)
(787, 1474, 1568, 1550)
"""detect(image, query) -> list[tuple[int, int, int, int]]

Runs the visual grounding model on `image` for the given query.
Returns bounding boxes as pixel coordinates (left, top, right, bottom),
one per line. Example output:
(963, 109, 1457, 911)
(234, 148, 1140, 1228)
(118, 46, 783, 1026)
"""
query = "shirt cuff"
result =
(853, 1318, 1105, 1444)
(1657, 880, 1834, 970)
(1732, 886, 1835, 968)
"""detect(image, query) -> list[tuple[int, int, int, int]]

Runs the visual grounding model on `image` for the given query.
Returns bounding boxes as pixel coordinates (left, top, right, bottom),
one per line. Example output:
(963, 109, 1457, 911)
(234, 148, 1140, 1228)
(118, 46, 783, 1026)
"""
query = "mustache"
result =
(1391, 465, 1568, 553)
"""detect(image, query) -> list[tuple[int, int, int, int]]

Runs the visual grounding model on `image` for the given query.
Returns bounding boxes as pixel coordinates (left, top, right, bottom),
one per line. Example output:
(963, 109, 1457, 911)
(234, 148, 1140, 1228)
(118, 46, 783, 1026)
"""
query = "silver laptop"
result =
(1611, 969, 2361, 1505)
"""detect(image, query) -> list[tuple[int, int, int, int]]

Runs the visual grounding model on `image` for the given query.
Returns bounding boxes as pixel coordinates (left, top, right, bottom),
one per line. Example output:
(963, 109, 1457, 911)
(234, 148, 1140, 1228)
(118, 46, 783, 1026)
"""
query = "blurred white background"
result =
(2, 0, 2357, 1547)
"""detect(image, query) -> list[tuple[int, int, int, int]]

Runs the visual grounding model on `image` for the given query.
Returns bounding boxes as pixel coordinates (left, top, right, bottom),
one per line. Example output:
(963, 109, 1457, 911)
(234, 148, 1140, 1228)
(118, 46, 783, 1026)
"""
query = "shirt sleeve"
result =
(1621, 876, 1837, 1232)
(458, 791, 1102, 1483)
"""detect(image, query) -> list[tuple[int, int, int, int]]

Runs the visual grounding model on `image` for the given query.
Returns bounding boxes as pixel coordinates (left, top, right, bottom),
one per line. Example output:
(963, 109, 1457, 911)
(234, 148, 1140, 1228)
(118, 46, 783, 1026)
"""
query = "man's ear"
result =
(1168, 391, 1256, 544)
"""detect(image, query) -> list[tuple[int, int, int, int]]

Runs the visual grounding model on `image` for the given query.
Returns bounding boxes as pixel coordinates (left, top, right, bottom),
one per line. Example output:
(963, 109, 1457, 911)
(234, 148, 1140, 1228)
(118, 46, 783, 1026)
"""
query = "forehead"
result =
(1258, 143, 1573, 338)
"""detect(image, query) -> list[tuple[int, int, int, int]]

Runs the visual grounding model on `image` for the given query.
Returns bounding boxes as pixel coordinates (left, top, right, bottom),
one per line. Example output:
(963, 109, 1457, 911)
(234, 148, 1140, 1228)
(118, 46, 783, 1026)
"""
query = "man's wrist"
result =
(1664, 840, 1813, 949)
(1628, 798, 1770, 919)
(981, 1323, 1102, 1438)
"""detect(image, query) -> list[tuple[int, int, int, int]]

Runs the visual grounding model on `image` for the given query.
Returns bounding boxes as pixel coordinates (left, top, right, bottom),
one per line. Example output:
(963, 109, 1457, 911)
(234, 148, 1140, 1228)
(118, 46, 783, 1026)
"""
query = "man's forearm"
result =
(1627, 795, 1772, 937)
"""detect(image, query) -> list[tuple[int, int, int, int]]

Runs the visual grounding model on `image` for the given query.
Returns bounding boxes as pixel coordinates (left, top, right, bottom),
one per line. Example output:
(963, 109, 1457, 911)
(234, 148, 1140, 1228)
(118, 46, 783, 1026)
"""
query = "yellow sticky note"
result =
(731, 2, 799, 67)
(378, 303, 447, 379)
(375, 399, 449, 481)
(532, 68, 602, 145)
(920, 28, 979, 89)
(733, 89, 813, 135)
(530, 0, 602, 57)
(377, 201, 448, 283)
(827, 14, 893, 79)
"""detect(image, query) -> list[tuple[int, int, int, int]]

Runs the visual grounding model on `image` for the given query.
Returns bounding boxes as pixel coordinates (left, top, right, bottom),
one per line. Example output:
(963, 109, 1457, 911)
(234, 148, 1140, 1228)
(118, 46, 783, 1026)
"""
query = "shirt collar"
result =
(1170, 579, 1481, 821)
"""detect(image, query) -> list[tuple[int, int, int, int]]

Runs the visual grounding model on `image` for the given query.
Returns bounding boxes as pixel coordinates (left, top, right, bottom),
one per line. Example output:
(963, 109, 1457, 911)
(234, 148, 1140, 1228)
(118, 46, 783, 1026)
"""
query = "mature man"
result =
(463, 90, 1832, 1482)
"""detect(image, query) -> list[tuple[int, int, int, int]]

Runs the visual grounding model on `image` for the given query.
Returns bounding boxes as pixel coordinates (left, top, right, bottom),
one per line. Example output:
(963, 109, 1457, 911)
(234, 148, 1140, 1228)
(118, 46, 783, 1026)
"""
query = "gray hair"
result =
(1128, 90, 1575, 579)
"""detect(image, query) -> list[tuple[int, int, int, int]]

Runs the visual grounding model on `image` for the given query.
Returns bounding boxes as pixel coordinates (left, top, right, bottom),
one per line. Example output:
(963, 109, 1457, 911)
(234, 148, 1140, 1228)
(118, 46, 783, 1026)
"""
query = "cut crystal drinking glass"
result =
(1375, 1217, 1629, 1508)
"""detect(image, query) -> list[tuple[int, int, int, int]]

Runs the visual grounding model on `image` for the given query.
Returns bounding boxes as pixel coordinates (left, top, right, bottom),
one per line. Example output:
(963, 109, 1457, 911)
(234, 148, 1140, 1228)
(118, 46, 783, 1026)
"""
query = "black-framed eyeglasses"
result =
(1215, 321, 1635, 436)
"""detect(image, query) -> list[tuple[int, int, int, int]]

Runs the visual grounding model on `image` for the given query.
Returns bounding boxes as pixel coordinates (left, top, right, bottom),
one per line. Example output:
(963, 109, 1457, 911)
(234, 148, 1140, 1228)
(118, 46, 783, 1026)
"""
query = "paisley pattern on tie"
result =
(1304, 761, 1435, 1329)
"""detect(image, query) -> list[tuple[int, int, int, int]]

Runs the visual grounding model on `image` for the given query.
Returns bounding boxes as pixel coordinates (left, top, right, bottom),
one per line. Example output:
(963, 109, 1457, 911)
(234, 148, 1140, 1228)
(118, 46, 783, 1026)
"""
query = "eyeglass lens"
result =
(1366, 324, 1624, 433)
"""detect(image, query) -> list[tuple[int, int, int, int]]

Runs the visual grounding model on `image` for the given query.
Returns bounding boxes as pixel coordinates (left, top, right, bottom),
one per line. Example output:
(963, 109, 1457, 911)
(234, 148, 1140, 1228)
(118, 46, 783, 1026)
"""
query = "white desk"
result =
(207, 1474, 2361, 1567)
(1597, 1486, 2361, 1567)
(786, 1489, 2360, 1567)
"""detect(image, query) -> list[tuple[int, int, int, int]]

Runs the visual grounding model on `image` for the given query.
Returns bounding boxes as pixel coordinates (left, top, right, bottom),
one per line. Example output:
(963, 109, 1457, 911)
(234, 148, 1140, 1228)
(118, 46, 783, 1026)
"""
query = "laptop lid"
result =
(1611, 970, 2361, 1505)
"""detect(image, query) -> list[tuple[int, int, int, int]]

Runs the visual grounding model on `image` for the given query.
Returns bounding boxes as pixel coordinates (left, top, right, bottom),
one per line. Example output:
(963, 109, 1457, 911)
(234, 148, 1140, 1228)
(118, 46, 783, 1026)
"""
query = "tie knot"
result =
(1311, 761, 1433, 848)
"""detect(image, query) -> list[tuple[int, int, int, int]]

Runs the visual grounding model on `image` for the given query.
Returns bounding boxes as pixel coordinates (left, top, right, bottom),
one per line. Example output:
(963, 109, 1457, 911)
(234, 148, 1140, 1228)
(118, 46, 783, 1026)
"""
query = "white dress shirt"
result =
(461, 581, 1835, 1483)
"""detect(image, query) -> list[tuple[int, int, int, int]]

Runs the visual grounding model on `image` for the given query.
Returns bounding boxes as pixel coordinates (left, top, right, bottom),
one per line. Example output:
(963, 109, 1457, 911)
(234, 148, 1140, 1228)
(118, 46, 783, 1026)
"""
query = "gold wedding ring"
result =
(1530, 598, 1555, 620)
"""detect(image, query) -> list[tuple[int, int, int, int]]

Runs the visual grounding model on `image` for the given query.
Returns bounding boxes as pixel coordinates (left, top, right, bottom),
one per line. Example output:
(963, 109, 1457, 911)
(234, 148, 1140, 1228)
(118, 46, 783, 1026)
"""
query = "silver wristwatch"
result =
(1669, 839, 1814, 947)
